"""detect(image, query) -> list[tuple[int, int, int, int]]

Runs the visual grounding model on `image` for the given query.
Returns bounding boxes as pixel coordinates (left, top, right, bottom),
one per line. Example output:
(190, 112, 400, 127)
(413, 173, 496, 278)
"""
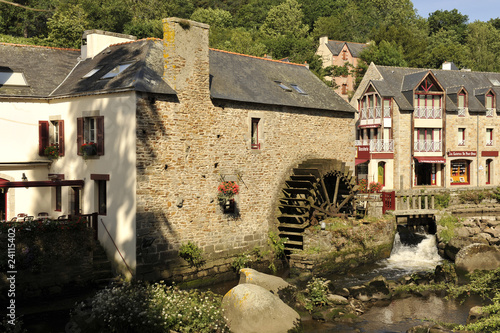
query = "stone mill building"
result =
(0, 18, 356, 282)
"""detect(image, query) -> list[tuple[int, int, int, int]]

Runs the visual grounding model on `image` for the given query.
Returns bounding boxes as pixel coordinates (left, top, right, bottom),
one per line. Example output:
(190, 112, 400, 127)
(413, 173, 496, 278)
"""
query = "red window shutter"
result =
(58, 120, 65, 156)
(39, 121, 49, 156)
(77, 117, 84, 155)
(96, 116, 104, 155)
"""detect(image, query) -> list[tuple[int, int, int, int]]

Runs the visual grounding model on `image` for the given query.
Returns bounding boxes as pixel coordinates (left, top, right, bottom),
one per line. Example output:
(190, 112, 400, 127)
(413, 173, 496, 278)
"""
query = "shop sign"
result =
(356, 145, 370, 159)
(448, 151, 477, 157)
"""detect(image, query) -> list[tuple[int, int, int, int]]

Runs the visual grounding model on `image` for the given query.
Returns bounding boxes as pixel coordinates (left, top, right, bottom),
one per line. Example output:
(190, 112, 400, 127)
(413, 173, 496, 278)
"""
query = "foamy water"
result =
(383, 233, 443, 271)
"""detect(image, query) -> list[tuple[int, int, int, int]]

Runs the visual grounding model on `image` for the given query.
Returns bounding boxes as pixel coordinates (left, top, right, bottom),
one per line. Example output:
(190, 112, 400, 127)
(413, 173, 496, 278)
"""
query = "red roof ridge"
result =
(209, 48, 306, 67)
(0, 42, 79, 51)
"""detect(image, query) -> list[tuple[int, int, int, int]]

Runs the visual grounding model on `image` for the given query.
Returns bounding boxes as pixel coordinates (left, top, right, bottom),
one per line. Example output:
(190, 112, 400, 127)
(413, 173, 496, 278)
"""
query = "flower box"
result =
(80, 143, 97, 157)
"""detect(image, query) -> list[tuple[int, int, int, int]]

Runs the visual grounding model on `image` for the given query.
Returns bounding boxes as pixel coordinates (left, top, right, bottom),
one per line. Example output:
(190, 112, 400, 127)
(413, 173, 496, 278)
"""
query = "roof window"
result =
(101, 63, 133, 79)
(290, 84, 307, 95)
(0, 72, 28, 86)
(83, 67, 102, 78)
(275, 81, 292, 92)
(490, 78, 500, 86)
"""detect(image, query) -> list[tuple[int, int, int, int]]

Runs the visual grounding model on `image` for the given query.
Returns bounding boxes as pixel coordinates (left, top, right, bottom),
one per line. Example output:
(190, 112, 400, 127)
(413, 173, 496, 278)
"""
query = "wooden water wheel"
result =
(277, 159, 358, 253)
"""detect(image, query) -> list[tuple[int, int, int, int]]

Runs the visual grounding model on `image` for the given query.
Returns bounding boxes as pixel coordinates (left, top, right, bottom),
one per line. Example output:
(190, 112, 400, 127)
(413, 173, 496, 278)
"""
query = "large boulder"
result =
(444, 236, 488, 260)
(455, 243, 500, 273)
(222, 283, 300, 333)
(239, 268, 293, 295)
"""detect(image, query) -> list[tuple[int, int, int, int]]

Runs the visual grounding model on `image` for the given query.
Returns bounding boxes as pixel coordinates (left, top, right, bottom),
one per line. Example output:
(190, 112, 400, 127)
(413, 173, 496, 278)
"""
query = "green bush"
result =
(437, 214, 461, 244)
(304, 277, 330, 312)
(179, 241, 204, 268)
(268, 231, 287, 259)
(435, 192, 450, 209)
(231, 253, 251, 272)
(70, 281, 229, 333)
(458, 190, 487, 204)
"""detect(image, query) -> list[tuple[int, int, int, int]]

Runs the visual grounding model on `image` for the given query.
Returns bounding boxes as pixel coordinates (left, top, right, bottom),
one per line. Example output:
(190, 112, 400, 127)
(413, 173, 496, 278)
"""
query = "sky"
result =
(412, 0, 500, 22)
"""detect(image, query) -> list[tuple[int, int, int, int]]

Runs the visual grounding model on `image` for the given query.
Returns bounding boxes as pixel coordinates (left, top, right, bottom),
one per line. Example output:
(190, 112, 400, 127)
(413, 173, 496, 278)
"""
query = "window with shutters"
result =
(77, 116, 104, 156)
(38, 120, 65, 157)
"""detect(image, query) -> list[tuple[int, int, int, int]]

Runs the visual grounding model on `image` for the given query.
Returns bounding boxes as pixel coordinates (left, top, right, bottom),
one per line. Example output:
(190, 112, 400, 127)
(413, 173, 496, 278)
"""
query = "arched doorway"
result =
(486, 159, 492, 185)
(378, 162, 385, 186)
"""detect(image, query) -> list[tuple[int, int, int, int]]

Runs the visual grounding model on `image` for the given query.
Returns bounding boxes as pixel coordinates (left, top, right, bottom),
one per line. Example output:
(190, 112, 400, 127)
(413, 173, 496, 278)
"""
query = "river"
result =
(302, 232, 480, 332)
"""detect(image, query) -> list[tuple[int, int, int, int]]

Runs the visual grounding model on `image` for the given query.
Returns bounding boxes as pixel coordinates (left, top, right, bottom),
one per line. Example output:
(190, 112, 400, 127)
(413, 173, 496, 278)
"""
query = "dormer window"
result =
(486, 92, 495, 117)
(458, 91, 466, 117)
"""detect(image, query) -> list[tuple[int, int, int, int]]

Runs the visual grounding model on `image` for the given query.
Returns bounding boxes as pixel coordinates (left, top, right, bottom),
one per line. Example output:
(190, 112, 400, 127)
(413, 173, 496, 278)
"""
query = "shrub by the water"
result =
(70, 281, 229, 333)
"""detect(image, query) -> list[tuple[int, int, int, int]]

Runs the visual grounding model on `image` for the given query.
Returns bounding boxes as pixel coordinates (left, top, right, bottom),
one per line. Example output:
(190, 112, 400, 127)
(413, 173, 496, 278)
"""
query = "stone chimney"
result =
(81, 30, 136, 60)
(319, 36, 329, 45)
(163, 18, 210, 97)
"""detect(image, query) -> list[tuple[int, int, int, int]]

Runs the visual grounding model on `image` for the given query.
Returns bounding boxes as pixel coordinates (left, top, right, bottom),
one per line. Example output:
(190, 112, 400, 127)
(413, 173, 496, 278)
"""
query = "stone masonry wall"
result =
(134, 19, 355, 282)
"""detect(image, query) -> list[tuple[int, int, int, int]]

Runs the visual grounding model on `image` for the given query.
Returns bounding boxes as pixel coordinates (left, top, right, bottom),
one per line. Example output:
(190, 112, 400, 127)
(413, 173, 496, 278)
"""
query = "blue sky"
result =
(412, 0, 500, 22)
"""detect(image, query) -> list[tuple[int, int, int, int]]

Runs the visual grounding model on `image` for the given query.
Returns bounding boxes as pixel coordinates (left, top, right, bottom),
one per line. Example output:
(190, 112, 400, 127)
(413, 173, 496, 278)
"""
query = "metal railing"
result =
(487, 140, 494, 146)
(414, 140, 442, 152)
(414, 107, 442, 119)
(370, 139, 394, 152)
(458, 107, 466, 116)
(383, 107, 391, 118)
(487, 108, 495, 117)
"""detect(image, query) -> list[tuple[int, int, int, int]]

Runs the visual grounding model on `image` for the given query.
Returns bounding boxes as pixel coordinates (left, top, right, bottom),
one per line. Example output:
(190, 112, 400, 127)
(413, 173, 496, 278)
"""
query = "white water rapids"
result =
(383, 233, 443, 272)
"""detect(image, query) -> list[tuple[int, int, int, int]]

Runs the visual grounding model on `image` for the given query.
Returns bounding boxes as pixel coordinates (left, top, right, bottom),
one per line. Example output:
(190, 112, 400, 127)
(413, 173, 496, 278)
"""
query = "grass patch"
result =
(437, 214, 461, 244)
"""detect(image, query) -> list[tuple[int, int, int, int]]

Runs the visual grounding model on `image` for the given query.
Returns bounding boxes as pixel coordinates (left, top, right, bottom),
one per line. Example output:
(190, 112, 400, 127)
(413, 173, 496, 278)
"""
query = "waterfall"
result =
(384, 233, 443, 271)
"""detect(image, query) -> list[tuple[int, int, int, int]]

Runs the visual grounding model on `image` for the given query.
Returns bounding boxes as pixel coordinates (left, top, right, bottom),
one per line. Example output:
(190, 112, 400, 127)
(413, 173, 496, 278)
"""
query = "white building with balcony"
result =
(352, 63, 500, 190)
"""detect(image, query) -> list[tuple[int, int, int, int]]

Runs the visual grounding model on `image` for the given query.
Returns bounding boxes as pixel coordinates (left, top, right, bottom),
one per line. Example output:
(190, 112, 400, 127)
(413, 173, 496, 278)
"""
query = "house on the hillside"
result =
(0, 18, 356, 281)
(351, 62, 500, 191)
(316, 37, 368, 101)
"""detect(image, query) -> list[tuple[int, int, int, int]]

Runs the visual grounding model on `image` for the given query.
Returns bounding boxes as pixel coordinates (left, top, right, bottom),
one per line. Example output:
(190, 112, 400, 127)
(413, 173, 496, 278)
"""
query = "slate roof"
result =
(368, 65, 500, 112)
(325, 40, 367, 58)
(51, 39, 176, 97)
(0, 43, 80, 97)
(209, 49, 355, 113)
(0, 39, 355, 113)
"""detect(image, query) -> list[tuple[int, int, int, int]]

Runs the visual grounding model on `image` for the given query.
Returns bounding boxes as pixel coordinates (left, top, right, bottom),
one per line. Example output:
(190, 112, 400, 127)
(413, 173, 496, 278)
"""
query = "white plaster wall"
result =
(0, 92, 137, 275)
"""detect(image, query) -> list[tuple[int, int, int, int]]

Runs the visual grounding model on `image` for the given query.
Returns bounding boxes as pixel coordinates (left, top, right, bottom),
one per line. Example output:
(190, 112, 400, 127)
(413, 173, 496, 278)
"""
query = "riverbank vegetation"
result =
(70, 281, 229, 333)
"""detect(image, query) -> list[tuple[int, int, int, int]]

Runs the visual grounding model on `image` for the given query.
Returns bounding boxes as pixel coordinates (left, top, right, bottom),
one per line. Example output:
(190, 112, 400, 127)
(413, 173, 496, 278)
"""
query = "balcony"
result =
(383, 106, 391, 118)
(487, 108, 495, 117)
(356, 139, 394, 152)
(414, 107, 442, 119)
(414, 140, 442, 152)
(487, 140, 494, 146)
(370, 139, 394, 152)
(458, 107, 466, 117)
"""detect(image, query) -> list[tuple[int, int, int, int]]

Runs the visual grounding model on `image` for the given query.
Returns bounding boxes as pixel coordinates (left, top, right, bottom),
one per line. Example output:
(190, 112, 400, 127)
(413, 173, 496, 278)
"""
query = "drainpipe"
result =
(477, 112, 480, 187)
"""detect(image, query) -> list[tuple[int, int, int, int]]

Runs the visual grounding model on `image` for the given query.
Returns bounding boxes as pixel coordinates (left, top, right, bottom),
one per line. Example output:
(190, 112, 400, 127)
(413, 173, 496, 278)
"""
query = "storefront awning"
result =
(414, 156, 446, 164)
(355, 158, 369, 165)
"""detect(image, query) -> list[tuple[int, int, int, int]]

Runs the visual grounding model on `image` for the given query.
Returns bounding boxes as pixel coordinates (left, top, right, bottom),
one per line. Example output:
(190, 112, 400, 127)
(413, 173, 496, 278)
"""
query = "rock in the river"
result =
(239, 268, 293, 295)
(467, 305, 486, 324)
(222, 283, 300, 333)
(444, 236, 488, 260)
(455, 243, 500, 273)
(327, 294, 349, 305)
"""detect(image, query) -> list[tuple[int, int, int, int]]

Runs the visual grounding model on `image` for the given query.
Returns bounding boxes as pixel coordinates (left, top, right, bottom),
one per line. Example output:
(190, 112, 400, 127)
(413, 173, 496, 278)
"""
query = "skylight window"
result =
(490, 78, 500, 86)
(291, 84, 307, 95)
(0, 72, 28, 86)
(82, 67, 102, 78)
(275, 81, 292, 92)
(101, 63, 133, 79)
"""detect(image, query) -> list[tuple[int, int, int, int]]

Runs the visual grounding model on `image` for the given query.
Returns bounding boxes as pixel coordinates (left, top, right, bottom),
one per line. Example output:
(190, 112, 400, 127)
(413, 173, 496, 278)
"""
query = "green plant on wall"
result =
(179, 241, 204, 268)
(268, 231, 287, 259)
(435, 192, 450, 209)
(437, 214, 461, 244)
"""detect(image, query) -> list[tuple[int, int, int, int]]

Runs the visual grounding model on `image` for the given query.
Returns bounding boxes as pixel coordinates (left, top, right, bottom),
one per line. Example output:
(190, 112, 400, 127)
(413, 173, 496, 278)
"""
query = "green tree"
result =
(191, 7, 233, 28)
(427, 9, 469, 43)
(45, 4, 88, 48)
(360, 40, 407, 67)
(210, 27, 267, 56)
(233, 0, 280, 30)
(260, 0, 308, 39)
(464, 21, 500, 72)
(425, 29, 468, 69)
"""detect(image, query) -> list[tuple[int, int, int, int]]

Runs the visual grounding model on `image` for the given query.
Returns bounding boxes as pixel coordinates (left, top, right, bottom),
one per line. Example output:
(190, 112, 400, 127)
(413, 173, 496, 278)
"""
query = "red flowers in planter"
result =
(217, 181, 239, 200)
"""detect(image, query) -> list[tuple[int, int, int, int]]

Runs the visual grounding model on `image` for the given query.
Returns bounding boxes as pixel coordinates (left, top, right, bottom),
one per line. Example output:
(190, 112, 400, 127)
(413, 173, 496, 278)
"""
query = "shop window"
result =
(39, 120, 65, 156)
(251, 118, 261, 149)
(77, 116, 104, 156)
(450, 160, 470, 185)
